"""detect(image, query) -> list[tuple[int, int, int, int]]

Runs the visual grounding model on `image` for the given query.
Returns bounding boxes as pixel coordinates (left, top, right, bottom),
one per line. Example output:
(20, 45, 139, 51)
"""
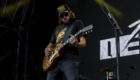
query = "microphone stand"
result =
(110, 54, 116, 80)
(106, 71, 108, 80)
(101, 0, 123, 80)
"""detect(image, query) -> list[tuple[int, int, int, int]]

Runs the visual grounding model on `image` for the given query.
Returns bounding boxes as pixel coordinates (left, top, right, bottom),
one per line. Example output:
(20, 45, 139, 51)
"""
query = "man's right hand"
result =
(45, 48, 51, 56)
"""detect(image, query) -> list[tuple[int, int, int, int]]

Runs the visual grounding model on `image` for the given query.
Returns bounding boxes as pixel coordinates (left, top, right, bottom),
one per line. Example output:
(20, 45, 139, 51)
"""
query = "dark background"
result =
(0, 0, 140, 80)
(65, 0, 140, 80)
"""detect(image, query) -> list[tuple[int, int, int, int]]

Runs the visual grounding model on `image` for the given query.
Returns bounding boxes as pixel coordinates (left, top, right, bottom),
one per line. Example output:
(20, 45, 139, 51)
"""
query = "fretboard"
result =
(57, 30, 81, 50)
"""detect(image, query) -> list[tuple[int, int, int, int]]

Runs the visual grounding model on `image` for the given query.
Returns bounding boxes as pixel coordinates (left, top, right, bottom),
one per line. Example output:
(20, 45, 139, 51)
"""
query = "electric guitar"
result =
(42, 24, 93, 71)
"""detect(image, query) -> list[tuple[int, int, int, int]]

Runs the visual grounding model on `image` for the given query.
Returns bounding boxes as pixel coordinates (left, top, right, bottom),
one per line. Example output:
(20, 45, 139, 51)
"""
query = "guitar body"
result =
(42, 43, 64, 71)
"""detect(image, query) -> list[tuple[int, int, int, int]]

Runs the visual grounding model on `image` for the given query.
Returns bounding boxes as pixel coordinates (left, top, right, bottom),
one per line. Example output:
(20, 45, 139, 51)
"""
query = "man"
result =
(44, 4, 86, 80)
(105, 70, 117, 80)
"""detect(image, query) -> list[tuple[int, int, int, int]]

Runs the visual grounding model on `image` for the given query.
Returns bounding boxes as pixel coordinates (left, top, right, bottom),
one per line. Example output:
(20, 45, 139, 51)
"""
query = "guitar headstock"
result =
(80, 24, 93, 34)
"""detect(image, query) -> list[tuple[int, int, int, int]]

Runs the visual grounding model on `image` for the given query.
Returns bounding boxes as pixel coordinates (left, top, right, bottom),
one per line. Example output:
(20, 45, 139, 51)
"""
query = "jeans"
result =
(47, 59, 78, 80)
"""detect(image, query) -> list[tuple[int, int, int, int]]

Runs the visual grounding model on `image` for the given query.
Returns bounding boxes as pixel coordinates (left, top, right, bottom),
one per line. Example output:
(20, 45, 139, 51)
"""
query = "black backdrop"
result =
(65, 0, 140, 80)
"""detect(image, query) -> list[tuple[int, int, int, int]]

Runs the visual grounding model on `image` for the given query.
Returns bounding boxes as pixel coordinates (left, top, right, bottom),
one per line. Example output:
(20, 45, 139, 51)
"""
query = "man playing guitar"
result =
(44, 4, 86, 80)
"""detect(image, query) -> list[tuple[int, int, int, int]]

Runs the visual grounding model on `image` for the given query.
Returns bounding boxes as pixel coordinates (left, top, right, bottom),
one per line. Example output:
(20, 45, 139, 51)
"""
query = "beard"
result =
(62, 18, 70, 24)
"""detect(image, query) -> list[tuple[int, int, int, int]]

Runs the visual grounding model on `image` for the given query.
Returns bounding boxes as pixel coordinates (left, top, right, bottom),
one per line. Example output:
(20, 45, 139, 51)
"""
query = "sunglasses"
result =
(60, 13, 69, 18)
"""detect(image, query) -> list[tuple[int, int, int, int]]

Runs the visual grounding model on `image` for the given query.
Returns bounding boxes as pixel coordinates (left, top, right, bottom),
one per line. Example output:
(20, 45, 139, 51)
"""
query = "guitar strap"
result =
(62, 21, 75, 43)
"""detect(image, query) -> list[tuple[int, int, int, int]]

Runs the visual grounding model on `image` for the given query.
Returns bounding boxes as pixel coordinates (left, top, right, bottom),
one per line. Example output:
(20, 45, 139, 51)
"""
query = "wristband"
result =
(77, 43, 80, 48)
(45, 49, 48, 52)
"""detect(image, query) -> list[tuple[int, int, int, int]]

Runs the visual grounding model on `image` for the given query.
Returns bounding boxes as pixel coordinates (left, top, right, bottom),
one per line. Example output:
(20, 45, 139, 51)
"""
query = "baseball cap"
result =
(56, 4, 69, 16)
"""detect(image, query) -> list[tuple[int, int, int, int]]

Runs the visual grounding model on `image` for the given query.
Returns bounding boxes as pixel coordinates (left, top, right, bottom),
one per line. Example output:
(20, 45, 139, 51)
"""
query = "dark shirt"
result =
(50, 20, 86, 60)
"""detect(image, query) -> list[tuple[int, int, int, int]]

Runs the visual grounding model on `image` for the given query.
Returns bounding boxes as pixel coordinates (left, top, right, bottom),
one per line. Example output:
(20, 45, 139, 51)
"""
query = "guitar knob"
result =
(88, 31, 90, 33)
(91, 30, 92, 32)
(85, 32, 88, 34)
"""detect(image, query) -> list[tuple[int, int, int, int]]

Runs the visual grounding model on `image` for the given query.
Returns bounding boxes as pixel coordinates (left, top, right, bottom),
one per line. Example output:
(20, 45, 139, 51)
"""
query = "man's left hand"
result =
(69, 36, 78, 47)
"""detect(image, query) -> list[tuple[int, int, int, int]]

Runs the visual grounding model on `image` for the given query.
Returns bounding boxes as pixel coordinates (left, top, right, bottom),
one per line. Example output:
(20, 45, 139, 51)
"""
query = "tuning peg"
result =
(91, 30, 92, 32)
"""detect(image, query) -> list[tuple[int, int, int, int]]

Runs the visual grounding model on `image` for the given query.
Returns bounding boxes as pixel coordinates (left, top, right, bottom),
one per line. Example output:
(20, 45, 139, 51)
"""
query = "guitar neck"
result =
(65, 31, 81, 45)
(58, 31, 81, 49)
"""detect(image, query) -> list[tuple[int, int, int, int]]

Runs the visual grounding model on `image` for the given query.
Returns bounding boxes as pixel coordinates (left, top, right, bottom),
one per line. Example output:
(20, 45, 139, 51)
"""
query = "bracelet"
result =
(45, 49, 48, 52)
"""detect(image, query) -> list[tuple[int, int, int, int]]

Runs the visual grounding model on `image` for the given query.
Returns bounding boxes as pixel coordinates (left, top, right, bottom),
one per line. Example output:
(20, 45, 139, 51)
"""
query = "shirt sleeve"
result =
(50, 27, 57, 44)
(75, 20, 87, 38)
